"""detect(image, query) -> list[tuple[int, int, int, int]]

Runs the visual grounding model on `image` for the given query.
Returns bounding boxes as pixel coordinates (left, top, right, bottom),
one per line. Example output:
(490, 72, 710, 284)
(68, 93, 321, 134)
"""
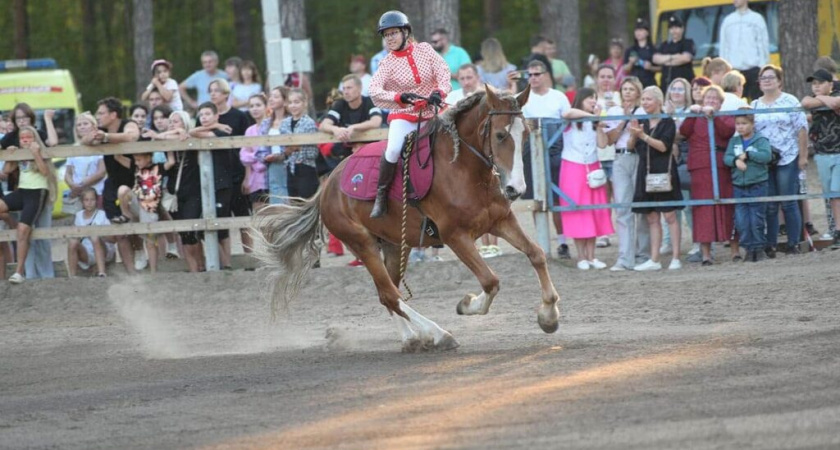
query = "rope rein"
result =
(397, 122, 419, 301)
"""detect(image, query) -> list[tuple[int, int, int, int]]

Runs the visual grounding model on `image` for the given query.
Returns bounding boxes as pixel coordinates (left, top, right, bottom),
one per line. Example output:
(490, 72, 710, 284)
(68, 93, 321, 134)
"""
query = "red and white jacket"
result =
(369, 42, 452, 123)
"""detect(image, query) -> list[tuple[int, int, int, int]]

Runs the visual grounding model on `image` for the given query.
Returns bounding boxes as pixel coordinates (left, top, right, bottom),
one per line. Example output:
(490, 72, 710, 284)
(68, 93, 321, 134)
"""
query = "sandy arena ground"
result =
(2, 169, 840, 448)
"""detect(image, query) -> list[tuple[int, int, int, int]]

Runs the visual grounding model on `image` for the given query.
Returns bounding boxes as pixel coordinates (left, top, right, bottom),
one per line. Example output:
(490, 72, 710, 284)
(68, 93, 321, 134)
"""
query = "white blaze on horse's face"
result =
(504, 116, 527, 201)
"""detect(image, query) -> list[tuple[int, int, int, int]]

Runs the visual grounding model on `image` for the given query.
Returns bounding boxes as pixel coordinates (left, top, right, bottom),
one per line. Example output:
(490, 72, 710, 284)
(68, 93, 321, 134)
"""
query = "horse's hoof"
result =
(538, 305, 560, 334)
(456, 294, 476, 315)
(433, 333, 460, 352)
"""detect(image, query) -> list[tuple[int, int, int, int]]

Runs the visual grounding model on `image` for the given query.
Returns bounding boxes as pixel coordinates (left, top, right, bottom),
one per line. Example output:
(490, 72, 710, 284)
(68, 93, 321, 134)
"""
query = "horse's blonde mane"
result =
(437, 91, 521, 162)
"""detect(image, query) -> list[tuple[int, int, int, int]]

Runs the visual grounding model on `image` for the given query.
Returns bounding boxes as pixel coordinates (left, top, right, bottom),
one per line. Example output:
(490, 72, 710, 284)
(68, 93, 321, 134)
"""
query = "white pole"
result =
(198, 149, 220, 271)
(261, 0, 286, 89)
(531, 119, 553, 258)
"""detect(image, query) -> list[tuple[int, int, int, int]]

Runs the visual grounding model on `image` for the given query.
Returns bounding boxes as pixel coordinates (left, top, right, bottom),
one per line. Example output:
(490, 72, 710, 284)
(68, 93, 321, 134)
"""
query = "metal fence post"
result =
(198, 147, 220, 271)
(707, 117, 721, 201)
(531, 118, 553, 258)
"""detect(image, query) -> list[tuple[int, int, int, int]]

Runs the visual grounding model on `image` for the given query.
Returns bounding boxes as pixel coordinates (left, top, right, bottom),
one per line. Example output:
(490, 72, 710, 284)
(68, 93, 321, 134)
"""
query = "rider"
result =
(368, 10, 451, 218)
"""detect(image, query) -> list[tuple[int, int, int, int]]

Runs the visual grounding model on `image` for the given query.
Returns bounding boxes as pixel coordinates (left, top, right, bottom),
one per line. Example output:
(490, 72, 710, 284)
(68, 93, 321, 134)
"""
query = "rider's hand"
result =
(412, 99, 429, 111)
(399, 93, 421, 105)
(428, 90, 443, 107)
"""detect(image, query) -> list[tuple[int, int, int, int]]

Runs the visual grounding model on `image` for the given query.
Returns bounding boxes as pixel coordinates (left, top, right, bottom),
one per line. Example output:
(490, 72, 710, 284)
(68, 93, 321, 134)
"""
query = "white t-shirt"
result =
(522, 88, 571, 119)
(74, 209, 111, 227)
(606, 106, 645, 149)
(231, 83, 264, 112)
(66, 155, 105, 194)
(147, 78, 183, 111)
(721, 92, 748, 111)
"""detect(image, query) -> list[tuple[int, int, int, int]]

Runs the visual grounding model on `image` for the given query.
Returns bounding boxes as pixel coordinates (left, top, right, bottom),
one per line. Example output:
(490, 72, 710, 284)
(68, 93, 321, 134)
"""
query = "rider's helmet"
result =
(377, 10, 411, 35)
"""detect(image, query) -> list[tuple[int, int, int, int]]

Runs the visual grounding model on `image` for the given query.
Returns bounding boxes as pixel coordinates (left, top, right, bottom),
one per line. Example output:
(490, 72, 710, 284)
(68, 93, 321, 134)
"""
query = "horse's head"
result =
(482, 85, 530, 201)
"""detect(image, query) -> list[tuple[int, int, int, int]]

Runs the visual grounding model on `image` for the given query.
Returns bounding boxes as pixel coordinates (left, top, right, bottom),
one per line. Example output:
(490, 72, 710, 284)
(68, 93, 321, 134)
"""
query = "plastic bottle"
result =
(799, 170, 807, 195)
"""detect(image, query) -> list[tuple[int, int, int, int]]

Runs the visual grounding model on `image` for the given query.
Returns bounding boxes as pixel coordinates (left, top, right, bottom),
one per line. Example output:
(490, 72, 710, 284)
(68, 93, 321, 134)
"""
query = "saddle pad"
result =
(340, 136, 434, 202)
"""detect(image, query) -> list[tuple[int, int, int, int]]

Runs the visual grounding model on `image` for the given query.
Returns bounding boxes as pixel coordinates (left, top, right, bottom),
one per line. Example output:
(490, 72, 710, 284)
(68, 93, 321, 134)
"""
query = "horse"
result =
(252, 85, 561, 352)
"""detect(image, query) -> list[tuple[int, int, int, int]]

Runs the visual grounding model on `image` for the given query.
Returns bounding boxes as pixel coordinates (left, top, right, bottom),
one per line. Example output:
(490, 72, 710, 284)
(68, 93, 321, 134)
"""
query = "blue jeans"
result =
(765, 160, 802, 247)
(734, 181, 768, 251)
(267, 161, 288, 205)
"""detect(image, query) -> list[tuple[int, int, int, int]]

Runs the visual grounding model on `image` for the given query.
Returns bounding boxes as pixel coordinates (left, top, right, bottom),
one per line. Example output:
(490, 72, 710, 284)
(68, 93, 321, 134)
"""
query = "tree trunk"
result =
(483, 0, 502, 37)
(13, 0, 29, 59)
(132, 0, 154, 100)
(233, 0, 254, 59)
(399, 0, 426, 42)
(423, 0, 461, 45)
(82, 0, 97, 70)
(606, 0, 628, 46)
(779, 0, 818, 99)
(540, 0, 581, 80)
(281, 0, 307, 39)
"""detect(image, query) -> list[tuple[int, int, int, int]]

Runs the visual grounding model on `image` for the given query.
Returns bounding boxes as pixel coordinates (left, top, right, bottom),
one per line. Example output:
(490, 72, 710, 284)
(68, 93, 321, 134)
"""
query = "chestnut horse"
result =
(252, 86, 560, 352)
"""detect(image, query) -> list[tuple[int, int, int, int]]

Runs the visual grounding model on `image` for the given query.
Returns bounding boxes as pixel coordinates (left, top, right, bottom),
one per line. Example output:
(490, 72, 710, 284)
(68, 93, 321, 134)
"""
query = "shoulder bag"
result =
(645, 124, 674, 193)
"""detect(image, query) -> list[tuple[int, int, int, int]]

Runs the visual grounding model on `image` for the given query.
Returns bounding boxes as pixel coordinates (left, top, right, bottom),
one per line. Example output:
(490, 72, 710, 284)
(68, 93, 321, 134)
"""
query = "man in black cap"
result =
(802, 68, 840, 249)
(623, 18, 659, 88)
(653, 15, 696, 90)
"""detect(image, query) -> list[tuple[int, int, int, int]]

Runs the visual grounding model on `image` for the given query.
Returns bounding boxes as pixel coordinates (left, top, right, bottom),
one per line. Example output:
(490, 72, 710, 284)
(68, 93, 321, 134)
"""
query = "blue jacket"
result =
(723, 132, 772, 187)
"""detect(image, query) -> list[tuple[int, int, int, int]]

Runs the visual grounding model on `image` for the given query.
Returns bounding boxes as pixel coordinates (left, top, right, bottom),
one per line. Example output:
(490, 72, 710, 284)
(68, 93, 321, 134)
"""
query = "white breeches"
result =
(385, 119, 422, 163)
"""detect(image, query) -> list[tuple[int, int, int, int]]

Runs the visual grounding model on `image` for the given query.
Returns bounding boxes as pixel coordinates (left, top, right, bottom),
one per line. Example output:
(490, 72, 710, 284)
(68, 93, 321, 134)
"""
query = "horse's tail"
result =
(250, 191, 324, 318)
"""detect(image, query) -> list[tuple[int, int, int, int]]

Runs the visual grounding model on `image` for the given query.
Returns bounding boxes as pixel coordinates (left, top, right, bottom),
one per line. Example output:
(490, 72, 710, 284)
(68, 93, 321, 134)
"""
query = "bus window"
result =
(657, 2, 778, 60)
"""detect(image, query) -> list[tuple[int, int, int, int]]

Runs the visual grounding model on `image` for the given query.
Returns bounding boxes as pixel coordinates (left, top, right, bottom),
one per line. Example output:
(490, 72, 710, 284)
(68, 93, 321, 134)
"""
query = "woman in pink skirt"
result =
(560, 87, 615, 270)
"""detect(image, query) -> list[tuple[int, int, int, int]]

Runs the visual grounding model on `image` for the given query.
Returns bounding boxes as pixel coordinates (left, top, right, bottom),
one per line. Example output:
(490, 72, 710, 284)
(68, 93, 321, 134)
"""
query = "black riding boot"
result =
(370, 156, 397, 218)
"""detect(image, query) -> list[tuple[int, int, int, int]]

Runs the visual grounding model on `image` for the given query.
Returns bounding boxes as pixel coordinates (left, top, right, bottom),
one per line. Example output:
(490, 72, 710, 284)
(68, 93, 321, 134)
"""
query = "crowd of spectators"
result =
(1, 2, 839, 282)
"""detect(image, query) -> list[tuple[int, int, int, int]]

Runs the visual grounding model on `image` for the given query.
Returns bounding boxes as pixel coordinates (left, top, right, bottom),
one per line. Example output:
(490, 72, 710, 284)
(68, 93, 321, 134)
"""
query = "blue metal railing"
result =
(537, 107, 840, 213)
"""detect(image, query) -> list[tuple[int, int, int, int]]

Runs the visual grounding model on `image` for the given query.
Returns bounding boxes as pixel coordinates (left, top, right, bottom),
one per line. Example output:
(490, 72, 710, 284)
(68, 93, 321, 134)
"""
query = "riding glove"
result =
(399, 92, 421, 105)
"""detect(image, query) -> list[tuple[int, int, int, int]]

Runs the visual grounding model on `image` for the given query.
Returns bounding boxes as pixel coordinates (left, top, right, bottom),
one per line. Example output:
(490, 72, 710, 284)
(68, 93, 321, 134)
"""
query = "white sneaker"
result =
(589, 259, 607, 269)
(8, 273, 25, 284)
(633, 259, 662, 271)
(609, 264, 629, 272)
(668, 259, 682, 270)
(166, 242, 180, 259)
(576, 260, 591, 270)
(688, 243, 700, 255)
(134, 249, 149, 271)
(596, 237, 611, 248)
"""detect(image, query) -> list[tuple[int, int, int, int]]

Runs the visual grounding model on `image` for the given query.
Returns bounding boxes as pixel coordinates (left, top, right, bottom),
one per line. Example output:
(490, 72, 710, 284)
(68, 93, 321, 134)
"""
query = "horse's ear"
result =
(485, 83, 502, 107)
(516, 83, 531, 108)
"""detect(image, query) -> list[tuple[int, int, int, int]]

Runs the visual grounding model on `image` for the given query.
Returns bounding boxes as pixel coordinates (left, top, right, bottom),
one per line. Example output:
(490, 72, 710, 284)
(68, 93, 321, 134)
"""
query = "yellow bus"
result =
(650, 0, 840, 72)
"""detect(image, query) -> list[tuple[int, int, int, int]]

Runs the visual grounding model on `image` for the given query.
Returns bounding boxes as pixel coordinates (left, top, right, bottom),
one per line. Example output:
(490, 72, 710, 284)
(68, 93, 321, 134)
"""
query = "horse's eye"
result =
(496, 131, 506, 141)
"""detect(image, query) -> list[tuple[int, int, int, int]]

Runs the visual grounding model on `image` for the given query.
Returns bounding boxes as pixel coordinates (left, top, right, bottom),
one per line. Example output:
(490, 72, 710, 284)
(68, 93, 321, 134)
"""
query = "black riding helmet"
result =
(378, 10, 411, 35)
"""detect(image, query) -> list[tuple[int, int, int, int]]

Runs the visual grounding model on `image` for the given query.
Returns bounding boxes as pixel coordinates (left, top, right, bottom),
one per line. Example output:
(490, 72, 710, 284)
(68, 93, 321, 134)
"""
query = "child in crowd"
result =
(114, 151, 176, 273)
(141, 59, 183, 111)
(67, 188, 116, 277)
(723, 112, 772, 262)
(240, 94, 271, 214)
(280, 88, 320, 199)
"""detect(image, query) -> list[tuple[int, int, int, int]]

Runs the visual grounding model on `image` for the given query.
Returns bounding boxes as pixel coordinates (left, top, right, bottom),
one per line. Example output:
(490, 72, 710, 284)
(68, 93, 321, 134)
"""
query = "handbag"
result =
(585, 166, 608, 189)
(161, 154, 185, 213)
(645, 126, 674, 193)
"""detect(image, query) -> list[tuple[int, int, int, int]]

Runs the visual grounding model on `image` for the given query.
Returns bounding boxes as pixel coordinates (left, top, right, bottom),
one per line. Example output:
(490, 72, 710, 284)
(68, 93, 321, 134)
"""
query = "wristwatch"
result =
(103, 133, 110, 143)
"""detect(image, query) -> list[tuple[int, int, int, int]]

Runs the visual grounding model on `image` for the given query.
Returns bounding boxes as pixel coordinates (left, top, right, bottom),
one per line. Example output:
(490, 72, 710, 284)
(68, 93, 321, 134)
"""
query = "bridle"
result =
(461, 105, 524, 169)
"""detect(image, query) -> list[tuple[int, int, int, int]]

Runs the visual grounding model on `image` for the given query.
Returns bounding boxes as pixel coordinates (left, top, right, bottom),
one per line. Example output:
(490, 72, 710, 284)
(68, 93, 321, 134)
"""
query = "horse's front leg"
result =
(491, 211, 560, 334)
(445, 231, 501, 316)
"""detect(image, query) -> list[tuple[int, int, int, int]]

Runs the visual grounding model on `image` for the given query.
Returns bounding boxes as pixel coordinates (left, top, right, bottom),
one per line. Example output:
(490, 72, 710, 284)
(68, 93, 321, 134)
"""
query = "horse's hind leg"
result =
(491, 211, 560, 334)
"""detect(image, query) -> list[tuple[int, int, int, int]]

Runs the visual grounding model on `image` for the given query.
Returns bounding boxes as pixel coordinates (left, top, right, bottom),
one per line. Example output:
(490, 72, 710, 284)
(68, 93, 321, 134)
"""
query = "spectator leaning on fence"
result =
(66, 112, 106, 209)
(559, 87, 615, 270)
(280, 88, 320, 200)
(606, 76, 651, 271)
(320, 74, 383, 166)
(663, 77, 695, 256)
(801, 68, 840, 250)
(0, 126, 56, 284)
(751, 64, 808, 257)
(239, 93, 271, 215)
(84, 97, 140, 275)
(719, 0, 770, 101)
(155, 111, 203, 273)
(680, 85, 738, 265)
(141, 59, 183, 112)
(67, 188, 117, 278)
(628, 86, 683, 271)
(723, 110, 772, 262)
(142, 104, 180, 260)
(179, 50, 228, 110)
(812, 56, 839, 238)
(190, 102, 235, 269)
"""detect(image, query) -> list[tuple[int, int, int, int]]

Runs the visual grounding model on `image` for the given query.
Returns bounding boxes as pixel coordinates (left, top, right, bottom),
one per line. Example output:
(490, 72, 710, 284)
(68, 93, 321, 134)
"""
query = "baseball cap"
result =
(806, 69, 833, 83)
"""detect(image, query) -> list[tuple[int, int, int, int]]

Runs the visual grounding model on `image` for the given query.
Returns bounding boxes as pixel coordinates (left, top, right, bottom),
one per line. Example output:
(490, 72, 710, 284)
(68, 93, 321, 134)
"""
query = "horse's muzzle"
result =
(504, 185, 522, 201)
